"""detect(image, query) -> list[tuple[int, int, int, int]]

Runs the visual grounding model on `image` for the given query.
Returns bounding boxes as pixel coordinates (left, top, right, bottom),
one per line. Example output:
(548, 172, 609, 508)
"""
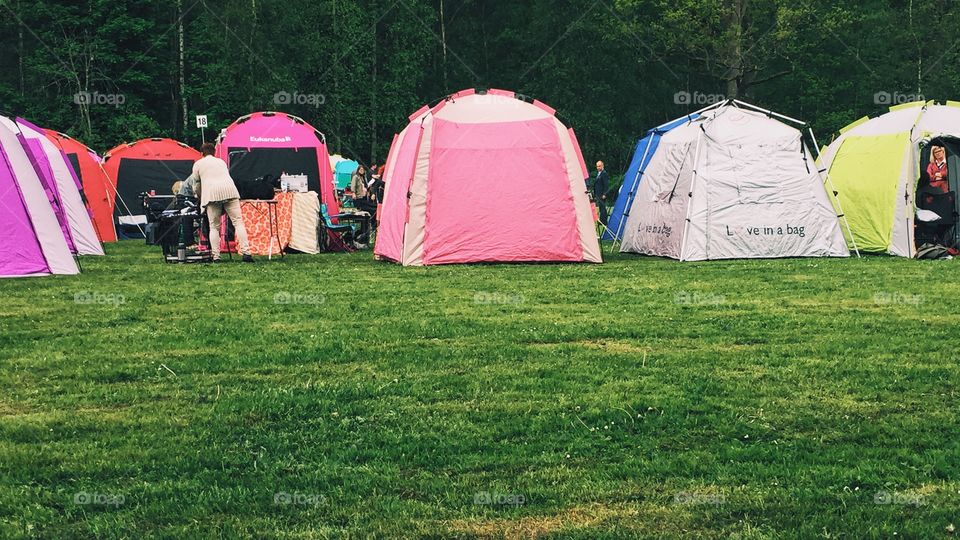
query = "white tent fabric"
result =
(620, 103, 849, 260)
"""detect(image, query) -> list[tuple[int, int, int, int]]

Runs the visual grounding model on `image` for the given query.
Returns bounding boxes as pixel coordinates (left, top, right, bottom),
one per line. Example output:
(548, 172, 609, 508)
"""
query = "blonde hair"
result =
(930, 145, 945, 163)
(172, 181, 183, 195)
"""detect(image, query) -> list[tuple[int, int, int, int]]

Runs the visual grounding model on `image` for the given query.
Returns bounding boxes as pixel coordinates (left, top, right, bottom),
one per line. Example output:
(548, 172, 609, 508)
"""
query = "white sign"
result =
(280, 174, 308, 193)
(195, 115, 208, 128)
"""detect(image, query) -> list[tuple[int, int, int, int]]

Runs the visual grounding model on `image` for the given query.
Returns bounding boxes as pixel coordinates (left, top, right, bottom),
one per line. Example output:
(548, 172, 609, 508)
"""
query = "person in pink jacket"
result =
(927, 145, 949, 193)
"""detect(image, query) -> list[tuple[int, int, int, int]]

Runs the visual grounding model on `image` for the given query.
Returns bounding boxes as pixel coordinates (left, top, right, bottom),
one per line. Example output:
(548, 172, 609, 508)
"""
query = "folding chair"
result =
(318, 203, 359, 252)
(916, 189, 958, 247)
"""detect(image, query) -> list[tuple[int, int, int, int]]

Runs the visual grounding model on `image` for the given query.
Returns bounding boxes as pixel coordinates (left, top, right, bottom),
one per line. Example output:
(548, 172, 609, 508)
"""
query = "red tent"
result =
(102, 138, 200, 226)
(43, 130, 117, 243)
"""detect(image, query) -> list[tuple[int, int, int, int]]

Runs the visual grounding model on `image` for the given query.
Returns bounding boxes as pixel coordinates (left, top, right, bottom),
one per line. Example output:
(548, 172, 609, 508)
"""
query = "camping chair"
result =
(319, 203, 359, 252)
(340, 189, 356, 209)
(916, 188, 958, 247)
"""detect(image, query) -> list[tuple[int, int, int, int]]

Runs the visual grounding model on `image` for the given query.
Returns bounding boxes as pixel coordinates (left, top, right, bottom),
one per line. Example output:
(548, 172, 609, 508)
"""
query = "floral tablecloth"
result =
(217, 192, 323, 256)
(239, 192, 294, 256)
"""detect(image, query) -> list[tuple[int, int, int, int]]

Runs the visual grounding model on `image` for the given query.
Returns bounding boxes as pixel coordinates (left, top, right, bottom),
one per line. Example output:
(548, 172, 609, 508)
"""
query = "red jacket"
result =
(927, 160, 948, 192)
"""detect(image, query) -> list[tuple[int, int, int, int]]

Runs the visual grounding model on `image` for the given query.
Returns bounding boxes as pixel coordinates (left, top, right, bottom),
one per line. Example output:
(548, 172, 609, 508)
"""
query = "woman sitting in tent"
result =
(186, 143, 253, 263)
(927, 145, 949, 193)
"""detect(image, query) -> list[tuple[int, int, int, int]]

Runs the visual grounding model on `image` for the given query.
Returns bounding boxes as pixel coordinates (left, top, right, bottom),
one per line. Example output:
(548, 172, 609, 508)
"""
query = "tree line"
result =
(1, 0, 958, 176)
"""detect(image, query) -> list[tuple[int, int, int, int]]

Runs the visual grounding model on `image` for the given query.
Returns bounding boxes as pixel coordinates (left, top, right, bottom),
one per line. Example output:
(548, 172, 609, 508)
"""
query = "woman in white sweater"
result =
(188, 143, 253, 262)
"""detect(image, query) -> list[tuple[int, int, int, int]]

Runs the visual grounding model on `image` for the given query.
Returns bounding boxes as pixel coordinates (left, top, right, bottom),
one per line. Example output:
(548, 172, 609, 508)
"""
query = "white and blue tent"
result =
(617, 100, 853, 261)
(603, 113, 700, 242)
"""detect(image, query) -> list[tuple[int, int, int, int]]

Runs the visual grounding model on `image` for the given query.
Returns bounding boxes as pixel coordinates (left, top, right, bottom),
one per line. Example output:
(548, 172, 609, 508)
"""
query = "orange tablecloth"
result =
(239, 193, 294, 255)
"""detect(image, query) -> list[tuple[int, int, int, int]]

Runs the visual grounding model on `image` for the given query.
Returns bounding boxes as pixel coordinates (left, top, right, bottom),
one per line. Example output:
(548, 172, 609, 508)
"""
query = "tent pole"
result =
(905, 105, 929, 258)
(107, 176, 146, 237)
(808, 128, 860, 258)
(731, 99, 807, 127)
(679, 125, 708, 261)
(610, 135, 656, 252)
(690, 99, 726, 117)
(807, 128, 823, 157)
(596, 220, 615, 244)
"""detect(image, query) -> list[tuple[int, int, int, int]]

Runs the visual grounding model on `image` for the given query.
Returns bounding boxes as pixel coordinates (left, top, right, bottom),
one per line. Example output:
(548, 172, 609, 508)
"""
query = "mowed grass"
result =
(0, 241, 958, 539)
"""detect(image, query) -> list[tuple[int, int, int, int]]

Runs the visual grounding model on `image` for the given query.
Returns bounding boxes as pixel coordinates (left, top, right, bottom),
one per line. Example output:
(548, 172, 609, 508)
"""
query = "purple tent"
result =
(0, 115, 78, 278)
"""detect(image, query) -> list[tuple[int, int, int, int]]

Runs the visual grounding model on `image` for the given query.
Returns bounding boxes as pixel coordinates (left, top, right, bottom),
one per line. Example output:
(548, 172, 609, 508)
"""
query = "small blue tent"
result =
(334, 159, 359, 190)
(603, 113, 699, 241)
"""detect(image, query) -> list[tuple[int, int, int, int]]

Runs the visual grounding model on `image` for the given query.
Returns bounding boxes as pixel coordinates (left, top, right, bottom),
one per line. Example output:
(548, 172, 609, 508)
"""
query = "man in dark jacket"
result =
(592, 161, 610, 225)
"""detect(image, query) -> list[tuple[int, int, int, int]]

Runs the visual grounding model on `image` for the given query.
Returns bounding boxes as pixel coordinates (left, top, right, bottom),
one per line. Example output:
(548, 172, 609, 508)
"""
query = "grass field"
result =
(0, 241, 958, 538)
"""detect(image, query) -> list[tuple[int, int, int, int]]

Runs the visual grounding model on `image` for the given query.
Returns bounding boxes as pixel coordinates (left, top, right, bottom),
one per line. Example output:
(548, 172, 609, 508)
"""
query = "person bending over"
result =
(186, 143, 253, 262)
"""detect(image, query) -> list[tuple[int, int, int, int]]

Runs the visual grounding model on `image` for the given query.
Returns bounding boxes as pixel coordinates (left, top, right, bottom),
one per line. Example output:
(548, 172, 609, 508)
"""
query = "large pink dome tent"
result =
(215, 112, 338, 214)
(375, 88, 602, 266)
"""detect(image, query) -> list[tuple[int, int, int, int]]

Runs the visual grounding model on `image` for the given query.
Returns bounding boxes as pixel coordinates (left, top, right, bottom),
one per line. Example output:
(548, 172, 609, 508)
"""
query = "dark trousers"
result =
(596, 197, 608, 225)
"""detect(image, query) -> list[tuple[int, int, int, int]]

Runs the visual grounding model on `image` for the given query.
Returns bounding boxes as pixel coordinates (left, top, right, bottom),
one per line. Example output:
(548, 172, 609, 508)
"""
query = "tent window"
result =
(227, 147, 321, 194)
(66, 153, 83, 184)
(114, 158, 195, 218)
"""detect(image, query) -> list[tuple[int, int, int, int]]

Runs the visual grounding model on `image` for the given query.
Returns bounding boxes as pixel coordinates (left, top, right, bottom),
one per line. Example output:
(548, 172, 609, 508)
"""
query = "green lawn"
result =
(1, 241, 957, 538)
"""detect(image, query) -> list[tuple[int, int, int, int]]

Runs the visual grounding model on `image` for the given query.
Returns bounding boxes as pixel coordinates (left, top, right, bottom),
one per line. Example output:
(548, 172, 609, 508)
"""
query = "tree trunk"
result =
(333, 1, 341, 151)
(481, 0, 488, 77)
(79, 50, 92, 142)
(722, 0, 747, 98)
(440, 0, 448, 92)
(909, 0, 922, 94)
(17, 0, 24, 97)
(178, 0, 187, 136)
(371, 20, 378, 161)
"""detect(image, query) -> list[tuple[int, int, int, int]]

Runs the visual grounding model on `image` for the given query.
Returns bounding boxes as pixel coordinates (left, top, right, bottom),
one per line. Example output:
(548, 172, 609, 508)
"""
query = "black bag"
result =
(236, 174, 277, 200)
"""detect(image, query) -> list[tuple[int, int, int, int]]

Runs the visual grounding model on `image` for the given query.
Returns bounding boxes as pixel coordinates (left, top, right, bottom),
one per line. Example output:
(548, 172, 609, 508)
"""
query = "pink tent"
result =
(2, 117, 104, 255)
(216, 112, 338, 214)
(0, 115, 79, 278)
(375, 89, 602, 265)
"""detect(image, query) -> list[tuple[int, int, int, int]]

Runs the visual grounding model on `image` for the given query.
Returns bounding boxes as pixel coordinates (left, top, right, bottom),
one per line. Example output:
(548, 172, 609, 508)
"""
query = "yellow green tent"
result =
(820, 101, 960, 257)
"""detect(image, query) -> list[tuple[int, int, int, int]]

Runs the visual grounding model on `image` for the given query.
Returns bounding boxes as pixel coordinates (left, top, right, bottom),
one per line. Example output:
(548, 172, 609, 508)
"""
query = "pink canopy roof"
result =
(216, 112, 338, 214)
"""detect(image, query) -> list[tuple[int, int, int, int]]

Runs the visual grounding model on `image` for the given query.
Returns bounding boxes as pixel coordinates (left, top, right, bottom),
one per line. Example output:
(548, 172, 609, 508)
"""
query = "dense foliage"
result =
(2, 0, 958, 171)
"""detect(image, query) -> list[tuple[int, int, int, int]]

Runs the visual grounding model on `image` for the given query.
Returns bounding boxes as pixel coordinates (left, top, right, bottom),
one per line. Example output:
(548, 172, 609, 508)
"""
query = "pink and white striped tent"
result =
(0, 115, 79, 278)
(375, 89, 602, 266)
